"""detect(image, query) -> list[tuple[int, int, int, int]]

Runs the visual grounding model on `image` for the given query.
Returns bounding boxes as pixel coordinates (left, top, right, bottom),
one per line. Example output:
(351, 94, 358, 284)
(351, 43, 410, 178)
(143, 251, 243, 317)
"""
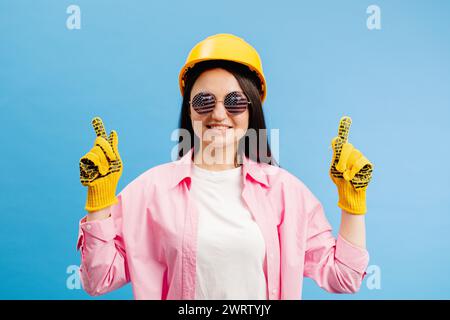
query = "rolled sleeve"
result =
(76, 215, 116, 251)
(303, 203, 370, 293)
(336, 233, 369, 274)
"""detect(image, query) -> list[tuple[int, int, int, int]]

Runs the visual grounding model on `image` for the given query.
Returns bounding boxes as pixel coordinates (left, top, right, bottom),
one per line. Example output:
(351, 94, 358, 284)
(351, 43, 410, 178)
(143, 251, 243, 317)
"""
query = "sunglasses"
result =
(190, 91, 251, 115)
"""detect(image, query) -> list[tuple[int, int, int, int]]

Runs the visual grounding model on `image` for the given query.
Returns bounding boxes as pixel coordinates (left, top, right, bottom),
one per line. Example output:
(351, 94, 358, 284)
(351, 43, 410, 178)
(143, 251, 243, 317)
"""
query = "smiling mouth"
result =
(206, 125, 232, 129)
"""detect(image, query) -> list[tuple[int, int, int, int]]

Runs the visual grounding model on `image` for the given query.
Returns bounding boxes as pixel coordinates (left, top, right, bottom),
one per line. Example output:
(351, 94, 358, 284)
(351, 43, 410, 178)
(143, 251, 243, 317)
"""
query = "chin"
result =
(202, 140, 236, 150)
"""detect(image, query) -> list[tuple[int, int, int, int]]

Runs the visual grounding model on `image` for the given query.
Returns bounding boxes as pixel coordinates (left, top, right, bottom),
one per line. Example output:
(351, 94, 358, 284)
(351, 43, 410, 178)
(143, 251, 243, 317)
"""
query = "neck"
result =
(193, 144, 239, 171)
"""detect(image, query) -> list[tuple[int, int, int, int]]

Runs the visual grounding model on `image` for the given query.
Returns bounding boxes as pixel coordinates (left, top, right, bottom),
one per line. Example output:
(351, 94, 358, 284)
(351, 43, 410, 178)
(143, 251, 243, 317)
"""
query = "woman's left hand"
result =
(329, 116, 373, 215)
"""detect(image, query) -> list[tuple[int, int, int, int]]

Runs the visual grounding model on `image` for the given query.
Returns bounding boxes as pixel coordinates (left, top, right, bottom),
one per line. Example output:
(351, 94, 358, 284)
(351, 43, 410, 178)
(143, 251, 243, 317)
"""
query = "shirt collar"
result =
(170, 148, 270, 189)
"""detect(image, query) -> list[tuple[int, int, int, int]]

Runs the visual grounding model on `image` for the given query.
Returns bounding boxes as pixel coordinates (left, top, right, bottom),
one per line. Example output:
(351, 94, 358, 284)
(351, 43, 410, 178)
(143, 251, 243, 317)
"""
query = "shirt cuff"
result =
(76, 215, 116, 251)
(335, 233, 370, 274)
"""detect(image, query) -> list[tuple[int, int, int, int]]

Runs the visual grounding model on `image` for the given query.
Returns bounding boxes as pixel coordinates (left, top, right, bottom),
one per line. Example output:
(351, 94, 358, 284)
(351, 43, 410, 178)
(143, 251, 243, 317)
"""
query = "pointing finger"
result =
(92, 117, 108, 140)
(337, 116, 352, 143)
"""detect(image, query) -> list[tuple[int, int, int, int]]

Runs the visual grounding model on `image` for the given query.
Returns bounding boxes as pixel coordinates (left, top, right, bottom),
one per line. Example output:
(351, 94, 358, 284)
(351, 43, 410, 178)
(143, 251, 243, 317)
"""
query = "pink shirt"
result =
(77, 148, 369, 299)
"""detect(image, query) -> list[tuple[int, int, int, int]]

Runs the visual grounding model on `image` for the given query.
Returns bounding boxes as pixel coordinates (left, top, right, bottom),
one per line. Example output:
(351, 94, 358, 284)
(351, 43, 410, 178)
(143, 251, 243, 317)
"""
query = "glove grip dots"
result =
(330, 116, 373, 214)
(79, 117, 123, 212)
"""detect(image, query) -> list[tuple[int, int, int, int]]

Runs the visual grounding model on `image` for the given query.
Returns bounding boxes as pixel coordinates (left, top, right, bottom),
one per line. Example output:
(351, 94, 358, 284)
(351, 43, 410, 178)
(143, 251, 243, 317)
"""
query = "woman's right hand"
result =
(79, 117, 123, 213)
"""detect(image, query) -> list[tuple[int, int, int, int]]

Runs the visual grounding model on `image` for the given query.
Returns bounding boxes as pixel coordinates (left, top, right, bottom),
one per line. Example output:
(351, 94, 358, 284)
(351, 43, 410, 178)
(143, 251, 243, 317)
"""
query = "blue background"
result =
(1, 0, 449, 299)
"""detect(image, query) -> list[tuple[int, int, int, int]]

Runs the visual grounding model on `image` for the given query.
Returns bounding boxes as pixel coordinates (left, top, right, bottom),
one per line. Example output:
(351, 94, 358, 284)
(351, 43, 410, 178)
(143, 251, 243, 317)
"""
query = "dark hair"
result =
(177, 59, 278, 166)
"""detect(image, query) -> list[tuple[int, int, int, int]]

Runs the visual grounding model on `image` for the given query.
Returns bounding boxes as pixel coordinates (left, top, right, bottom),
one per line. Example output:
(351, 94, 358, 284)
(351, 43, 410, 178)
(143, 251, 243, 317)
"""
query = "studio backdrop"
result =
(0, 0, 449, 299)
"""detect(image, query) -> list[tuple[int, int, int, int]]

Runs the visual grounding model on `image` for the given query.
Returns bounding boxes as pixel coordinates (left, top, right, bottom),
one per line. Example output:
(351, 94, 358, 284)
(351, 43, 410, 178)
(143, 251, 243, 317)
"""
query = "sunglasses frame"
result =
(189, 90, 252, 116)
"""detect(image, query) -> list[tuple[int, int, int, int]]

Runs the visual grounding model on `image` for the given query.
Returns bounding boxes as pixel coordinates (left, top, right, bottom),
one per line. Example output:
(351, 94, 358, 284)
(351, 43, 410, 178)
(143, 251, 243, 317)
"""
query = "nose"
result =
(210, 100, 228, 121)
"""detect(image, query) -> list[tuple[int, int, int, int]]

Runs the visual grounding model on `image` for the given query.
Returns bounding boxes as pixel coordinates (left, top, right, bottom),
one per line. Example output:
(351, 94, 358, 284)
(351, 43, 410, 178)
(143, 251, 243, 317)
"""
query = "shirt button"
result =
(85, 224, 92, 231)
(269, 253, 274, 259)
(272, 289, 277, 294)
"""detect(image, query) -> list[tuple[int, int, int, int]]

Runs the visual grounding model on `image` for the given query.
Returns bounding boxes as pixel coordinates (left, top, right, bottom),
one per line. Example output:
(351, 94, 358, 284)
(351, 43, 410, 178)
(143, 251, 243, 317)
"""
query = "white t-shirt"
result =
(191, 163, 267, 300)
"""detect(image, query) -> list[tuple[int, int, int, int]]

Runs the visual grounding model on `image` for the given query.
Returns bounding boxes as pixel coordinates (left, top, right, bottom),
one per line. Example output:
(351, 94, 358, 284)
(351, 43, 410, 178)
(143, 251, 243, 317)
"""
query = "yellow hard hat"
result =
(179, 33, 267, 102)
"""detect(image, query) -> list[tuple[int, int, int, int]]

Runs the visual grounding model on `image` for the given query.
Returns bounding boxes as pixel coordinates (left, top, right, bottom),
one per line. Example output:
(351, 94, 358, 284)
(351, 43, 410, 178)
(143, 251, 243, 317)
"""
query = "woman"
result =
(78, 33, 373, 300)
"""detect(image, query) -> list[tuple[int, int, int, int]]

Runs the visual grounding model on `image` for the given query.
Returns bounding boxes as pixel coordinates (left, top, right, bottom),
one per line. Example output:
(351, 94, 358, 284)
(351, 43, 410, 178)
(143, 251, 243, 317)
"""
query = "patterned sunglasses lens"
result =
(224, 91, 249, 114)
(191, 92, 216, 114)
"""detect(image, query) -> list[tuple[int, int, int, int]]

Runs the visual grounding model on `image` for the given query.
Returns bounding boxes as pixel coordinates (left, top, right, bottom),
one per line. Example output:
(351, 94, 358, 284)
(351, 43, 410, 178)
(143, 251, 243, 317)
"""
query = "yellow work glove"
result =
(79, 117, 123, 212)
(329, 116, 373, 214)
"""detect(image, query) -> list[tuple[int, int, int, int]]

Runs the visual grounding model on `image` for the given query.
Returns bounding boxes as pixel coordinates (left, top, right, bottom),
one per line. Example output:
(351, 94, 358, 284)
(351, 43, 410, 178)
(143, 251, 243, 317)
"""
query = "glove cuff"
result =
(85, 177, 118, 212)
(335, 179, 367, 215)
